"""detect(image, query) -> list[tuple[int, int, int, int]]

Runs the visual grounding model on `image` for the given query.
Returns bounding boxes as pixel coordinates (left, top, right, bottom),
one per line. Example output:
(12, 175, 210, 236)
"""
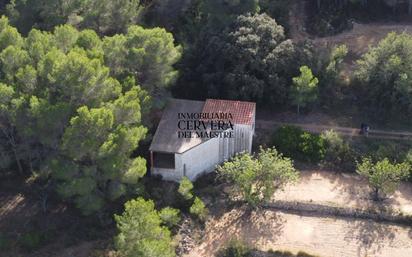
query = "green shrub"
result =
(268, 250, 295, 256)
(353, 138, 412, 163)
(178, 176, 194, 201)
(296, 251, 319, 257)
(267, 249, 319, 257)
(19, 231, 48, 252)
(114, 198, 175, 257)
(272, 126, 326, 163)
(375, 143, 403, 162)
(219, 243, 319, 257)
(321, 130, 355, 171)
(271, 126, 303, 157)
(217, 240, 252, 257)
(159, 207, 181, 228)
(218, 147, 298, 207)
(404, 150, 412, 181)
(190, 197, 208, 221)
(357, 158, 410, 201)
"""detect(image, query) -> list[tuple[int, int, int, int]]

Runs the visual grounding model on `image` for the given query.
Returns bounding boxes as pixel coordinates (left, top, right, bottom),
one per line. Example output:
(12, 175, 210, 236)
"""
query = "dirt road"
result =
(289, 0, 310, 41)
(185, 208, 412, 257)
(256, 119, 412, 140)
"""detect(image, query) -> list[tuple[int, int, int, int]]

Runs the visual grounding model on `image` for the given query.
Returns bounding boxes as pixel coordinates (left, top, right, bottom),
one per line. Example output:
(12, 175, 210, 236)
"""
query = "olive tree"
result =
(357, 158, 410, 201)
(218, 147, 299, 207)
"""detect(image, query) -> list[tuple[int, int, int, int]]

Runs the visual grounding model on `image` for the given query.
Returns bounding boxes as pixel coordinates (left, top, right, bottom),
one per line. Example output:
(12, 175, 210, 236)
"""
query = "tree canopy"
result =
(0, 16, 180, 214)
(115, 198, 175, 257)
(218, 147, 299, 207)
(356, 32, 412, 118)
(179, 13, 297, 105)
(290, 66, 319, 115)
(6, 0, 145, 35)
(357, 158, 410, 201)
(201, 0, 260, 28)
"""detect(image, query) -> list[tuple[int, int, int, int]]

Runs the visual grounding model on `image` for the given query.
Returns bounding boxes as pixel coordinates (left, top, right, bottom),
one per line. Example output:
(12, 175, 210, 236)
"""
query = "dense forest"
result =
(1, 0, 412, 256)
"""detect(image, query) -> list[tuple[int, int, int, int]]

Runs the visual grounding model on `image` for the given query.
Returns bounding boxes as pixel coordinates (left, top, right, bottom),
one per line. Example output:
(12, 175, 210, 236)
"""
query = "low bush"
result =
(272, 126, 326, 163)
(19, 231, 48, 252)
(375, 143, 404, 162)
(217, 240, 252, 257)
(144, 178, 180, 209)
(267, 249, 320, 257)
(190, 197, 208, 222)
(321, 130, 355, 171)
(218, 243, 320, 257)
(178, 176, 194, 201)
(404, 150, 412, 182)
(159, 207, 181, 229)
(353, 138, 412, 163)
(295, 251, 320, 257)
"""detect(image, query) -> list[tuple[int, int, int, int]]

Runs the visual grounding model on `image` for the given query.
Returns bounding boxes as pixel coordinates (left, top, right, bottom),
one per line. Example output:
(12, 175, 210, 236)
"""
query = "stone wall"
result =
(263, 200, 412, 225)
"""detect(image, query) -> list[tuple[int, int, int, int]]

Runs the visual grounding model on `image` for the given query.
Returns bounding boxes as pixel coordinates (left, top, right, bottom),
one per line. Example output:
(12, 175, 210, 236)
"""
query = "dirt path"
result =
(185, 208, 412, 257)
(256, 119, 412, 140)
(288, 0, 310, 41)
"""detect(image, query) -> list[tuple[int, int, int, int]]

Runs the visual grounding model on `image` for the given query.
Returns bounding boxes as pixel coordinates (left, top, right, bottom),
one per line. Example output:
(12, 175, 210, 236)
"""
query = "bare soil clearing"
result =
(290, 0, 412, 76)
(274, 170, 412, 216)
(290, 0, 412, 56)
(313, 22, 412, 75)
(313, 23, 412, 56)
(186, 170, 412, 257)
(185, 207, 412, 257)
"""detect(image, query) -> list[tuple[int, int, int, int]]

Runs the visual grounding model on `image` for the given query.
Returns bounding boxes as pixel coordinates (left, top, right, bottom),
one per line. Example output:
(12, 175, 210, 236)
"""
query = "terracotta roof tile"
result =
(202, 99, 256, 125)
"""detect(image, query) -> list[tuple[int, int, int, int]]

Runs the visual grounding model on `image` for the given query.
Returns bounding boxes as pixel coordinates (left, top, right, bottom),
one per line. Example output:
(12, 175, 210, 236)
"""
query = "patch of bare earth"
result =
(186, 170, 412, 257)
(313, 23, 412, 56)
(185, 207, 412, 257)
(274, 170, 412, 216)
(290, 1, 412, 74)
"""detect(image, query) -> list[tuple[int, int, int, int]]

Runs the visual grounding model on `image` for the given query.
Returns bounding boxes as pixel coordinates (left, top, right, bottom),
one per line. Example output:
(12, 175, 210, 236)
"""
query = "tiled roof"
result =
(149, 99, 207, 154)
(202, 99, 256, 125)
